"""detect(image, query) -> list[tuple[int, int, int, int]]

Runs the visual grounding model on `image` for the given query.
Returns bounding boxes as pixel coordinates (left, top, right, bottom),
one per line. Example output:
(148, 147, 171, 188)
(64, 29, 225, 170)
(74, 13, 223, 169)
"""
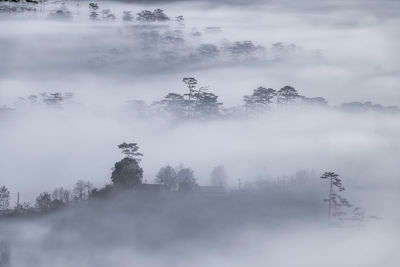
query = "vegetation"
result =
(0, 141, 371, 226)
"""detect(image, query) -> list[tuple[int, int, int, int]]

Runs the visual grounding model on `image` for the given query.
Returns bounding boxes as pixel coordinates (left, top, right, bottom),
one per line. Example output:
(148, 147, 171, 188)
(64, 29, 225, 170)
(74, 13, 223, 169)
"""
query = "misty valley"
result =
(1, 0, 400, 266)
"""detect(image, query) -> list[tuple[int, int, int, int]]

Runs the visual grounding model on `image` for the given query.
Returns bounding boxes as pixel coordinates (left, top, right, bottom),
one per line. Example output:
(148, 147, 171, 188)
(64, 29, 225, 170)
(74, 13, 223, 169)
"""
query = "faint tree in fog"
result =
(136, 9, 170, 22)
(175, 15, 184, 26)
(155, 165, 177, 191)
(244, 87, 277, 112)
(277, 86, 300, 105)
(35, 192, 51, 211)
(271, 42, 300, 60)
(176, 166, 197, 192)
(300, 96, 328, 107)
(160, 93, 188, 119)
(101, 9, 116, 21)
(52, 187, 71, 203)
(0, 186, 10, 211)
(73, 180, 86, 202)
(210, 166, 227, 188)
(88, 2, 99, 20)
(228, 41, 262, 56)
(122, 10, 133, 22)
(73, 180, 93, 202)
(320, 172, 352, 221)
(196, 44, 219, 59)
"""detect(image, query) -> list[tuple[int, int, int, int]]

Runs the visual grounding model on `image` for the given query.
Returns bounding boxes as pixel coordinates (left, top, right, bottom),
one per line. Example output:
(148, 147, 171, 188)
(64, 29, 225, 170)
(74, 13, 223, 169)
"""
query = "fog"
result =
(0, 0, 399, 266)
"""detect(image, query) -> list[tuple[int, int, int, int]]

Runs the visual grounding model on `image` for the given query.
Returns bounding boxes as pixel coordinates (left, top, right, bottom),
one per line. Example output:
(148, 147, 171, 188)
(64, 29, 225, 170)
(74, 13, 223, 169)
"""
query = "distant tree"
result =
(35, 192, 51, 211)
(160, 93, 187, 118)
(155, 165, 177, 191)
(196, 91, 223, 118)
(210, 166, 227, 188)
(197, 44, 219, 59)
(118, 142, 143, 162)
(227, 41, 263, 56)
(320, 172, 352, 221)
(182, 77, 198, 101)
(136, 9, 169, 22)
(175, 15, 184, 25)
(21, 201, 33, 211)
(101, 9, 116, 21)
(122, 10, 134, 22)
(300, 96, 328, 107)
(88, 2, 99, 20)
(73, 180, 87, 202)
(244, 87, 277, 112)
(277, 86, 300, 105)
(176, 167, 197, 192)
(182, 77, 198, 118)
(0, 186, 10, 211)
(52, 187, 71, 203)
(182, 78, 223, 118)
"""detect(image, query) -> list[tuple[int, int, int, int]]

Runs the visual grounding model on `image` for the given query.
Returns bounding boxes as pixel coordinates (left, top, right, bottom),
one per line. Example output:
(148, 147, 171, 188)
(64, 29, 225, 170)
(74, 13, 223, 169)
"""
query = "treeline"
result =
(2, 77, 399, 119)
(128, 77, 400, 120)
(0, 142, 372, 224)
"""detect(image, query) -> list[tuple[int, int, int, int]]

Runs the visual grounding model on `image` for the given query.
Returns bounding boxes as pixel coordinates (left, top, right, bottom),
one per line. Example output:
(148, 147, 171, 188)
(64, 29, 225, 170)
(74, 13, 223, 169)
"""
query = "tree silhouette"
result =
(118, 142, 143, 162)
(321, 172, 352, 221)
(210, 166, 227, 188)
(35, 192, 51, 211)
(155, 165, 177, 191)
(244, 87, 277, 112)
(277, 86, 300, 105)
(111, 157, 143, 188)
(176, 166, 197, 192)
(88, 2, 99, 20)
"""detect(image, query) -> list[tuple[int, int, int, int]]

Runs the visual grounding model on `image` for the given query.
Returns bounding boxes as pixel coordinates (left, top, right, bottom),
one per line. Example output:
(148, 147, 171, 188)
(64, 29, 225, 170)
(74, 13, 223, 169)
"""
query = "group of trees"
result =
(17, 92, 74, 108)
(127, 77, 328, 120)
(88, 3, 175, 23)
(159, 77, 223, 119)
(0, 141, 366, 224)
(320, 172, 363, 222)
(155, 165, 198, 192)
(243, 85, 327, 112)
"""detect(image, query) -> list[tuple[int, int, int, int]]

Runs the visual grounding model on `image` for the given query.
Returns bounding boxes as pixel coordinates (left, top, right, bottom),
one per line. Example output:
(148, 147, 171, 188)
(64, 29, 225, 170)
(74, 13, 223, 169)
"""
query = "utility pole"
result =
(17, 192, 20, 210)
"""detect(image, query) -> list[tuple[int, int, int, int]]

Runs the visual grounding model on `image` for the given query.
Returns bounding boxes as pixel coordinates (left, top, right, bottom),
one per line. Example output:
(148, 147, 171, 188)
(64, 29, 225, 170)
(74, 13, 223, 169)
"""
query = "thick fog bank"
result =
(0, 190, 398, 267)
